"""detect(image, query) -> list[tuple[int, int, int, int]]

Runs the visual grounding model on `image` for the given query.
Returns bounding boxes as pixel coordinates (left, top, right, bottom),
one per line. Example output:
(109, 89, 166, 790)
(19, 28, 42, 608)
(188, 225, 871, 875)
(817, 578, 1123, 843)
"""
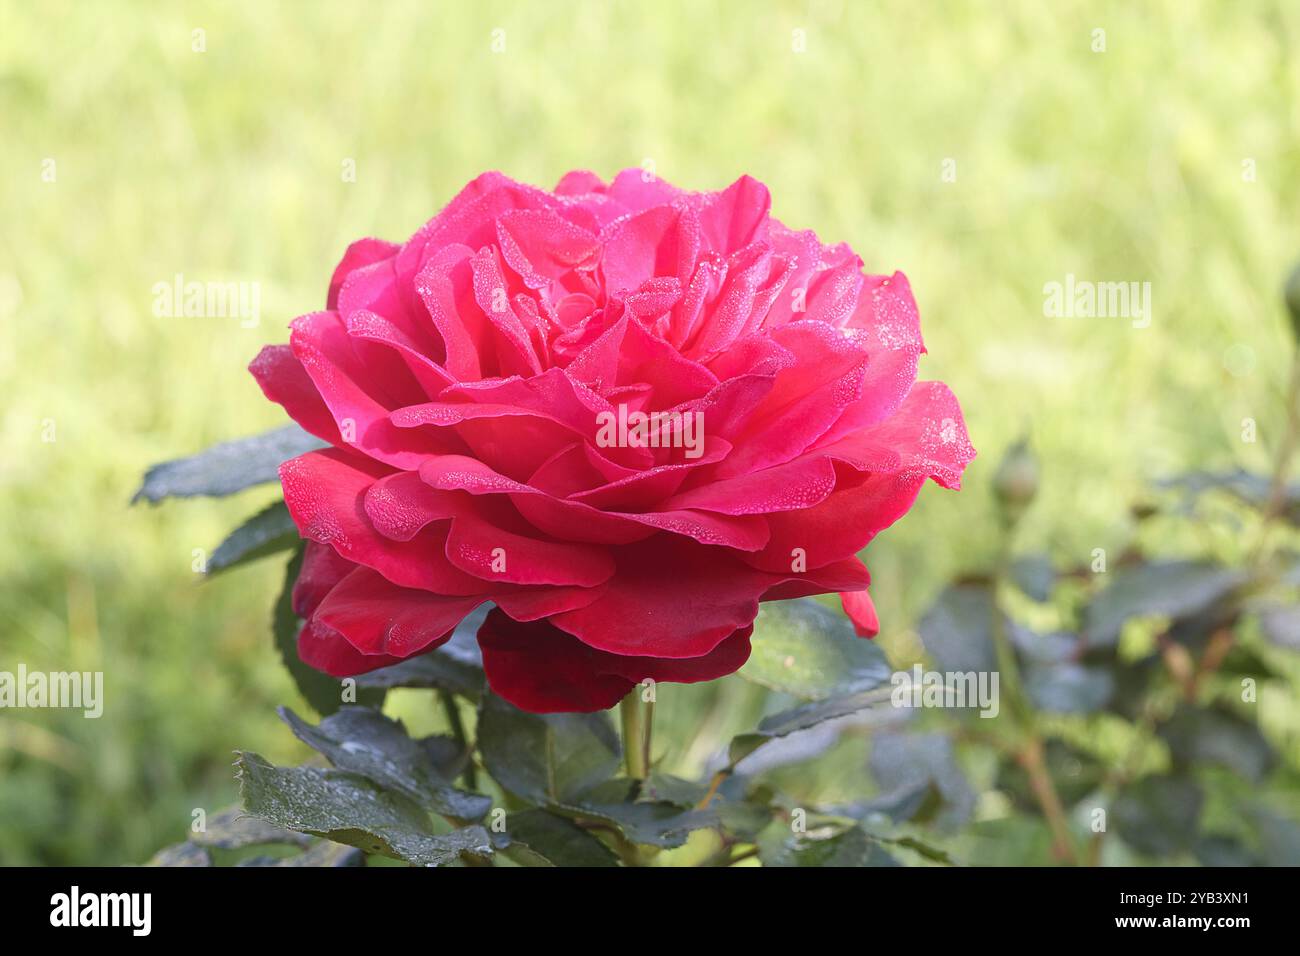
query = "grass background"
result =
(2, 0, 1298, 864)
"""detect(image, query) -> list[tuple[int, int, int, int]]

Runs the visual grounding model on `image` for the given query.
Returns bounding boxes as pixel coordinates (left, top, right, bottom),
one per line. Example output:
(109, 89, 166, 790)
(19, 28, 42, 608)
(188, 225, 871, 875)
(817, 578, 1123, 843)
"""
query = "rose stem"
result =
(619, 689, 650, 781)
(439, 689, 477, 789)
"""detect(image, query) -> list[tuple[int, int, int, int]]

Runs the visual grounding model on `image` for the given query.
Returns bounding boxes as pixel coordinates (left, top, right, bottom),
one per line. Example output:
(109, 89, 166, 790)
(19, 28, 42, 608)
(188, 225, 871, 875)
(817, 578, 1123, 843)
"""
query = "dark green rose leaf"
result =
(880, 834, 958, 866)
(1258, 604, 1300, 651)
(206, 500, 299, 575)
(740, 597, 891, 699)
(190, 806, 311, 850)
(860, 732, 975, 830)
(715, 799, 777, 843)
(564, 780, 718, 849)
(727, 684, 892, 766)
(1010, 626, 1078, 664)
(146, 842, 213, 866)
(1159, 469, 1300, 523)
(1194, 835, 1259, 867)
(235, 751, 490, 866)
(237, 842, 365, 867)
(1250, 806, 1300, 866)
(1082, 561, 1248, 649)
(133, 424, 325, 503)
(1101, 653, 1160, 720)
(280, 706, 491, 821)
(640, 772, 709, 808)
(476, 691, 621, 805)
(1214, 642, 1283, 681)
(759, 824, 899, 867)
(420, 733, 472, 783)
(356, 604, 488, 698)
(1010, 554, 1055, 602)
(493, 808, 619, 867)
(1024, 662, 1113, 713)
(918, 584, 997, 673)
(1112, 774, 1203, 857)
(998, 740, 1104, 810)
(1158, 705, 1274, 783)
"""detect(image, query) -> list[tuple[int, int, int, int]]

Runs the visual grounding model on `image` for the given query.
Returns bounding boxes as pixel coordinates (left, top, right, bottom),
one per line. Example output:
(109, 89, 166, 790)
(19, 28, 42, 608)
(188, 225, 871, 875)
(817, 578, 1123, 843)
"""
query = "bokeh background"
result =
(3, 0, 1299, 864)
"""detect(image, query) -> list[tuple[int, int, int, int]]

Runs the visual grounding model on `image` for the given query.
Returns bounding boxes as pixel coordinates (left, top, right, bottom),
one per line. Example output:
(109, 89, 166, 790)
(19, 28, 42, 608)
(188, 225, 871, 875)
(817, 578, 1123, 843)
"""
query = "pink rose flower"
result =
(252, 169, 974, 712)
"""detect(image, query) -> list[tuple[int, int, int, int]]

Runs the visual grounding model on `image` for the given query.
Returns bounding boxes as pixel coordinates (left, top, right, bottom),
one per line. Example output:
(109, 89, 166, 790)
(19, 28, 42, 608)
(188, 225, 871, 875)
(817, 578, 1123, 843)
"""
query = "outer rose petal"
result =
(477, 607, 752, 713)
(313, 566, 485, 658)
(292, 541, 356, 618)
(840, 589, 880, 638)
(249, 345, 342, 445)
(280, 448, 491, 595)
(550, 536, 856, 658)
(328, 238, 401, 311)
(298, 617, 404, 677)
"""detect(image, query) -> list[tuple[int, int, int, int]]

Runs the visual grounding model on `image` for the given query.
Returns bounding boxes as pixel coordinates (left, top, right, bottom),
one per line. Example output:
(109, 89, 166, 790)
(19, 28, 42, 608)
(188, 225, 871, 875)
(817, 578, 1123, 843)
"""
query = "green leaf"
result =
(728, 684, 892, 766)
(1194, 835, 1259, 867)
(880, 834, 958, 866)
(1082, 560, 1248, 648)
(714, 800, 777, 843)
(640, 772, 709, 807)
(235, 751, 491, 866)
(280, 706, 491, 822)
(237, 842, 365, 867)
(494, 808, 619, 866)
(206, 500, 298, 575)
(998, 740, 1103, 811)
(420, 733, 473, 782)
(860, 732, 974, 830)
(1009, 554, 1055, 602)
(1250, 806, 1300, 866)
(1159, 469, 1300, 522)
(1112, 774, 1203, 857)
(476, 694, 716, 849)
(272, 547, 377, 717)
(1023, 662, 1113, 713)
(146, 842, 213, 867)
(133, 424, 325, 503)
(1258, 604, 1300, 651)
(563, 780, 719, 849)
(356, 604, 488, 698)
(759, 825, 899, 867)
(1158, 705, 1274, 783)
(476, 691, 621, 805)
(918, 584, 997, 673)
(190, 807, 311, 850)
(739, 597, 891, 699)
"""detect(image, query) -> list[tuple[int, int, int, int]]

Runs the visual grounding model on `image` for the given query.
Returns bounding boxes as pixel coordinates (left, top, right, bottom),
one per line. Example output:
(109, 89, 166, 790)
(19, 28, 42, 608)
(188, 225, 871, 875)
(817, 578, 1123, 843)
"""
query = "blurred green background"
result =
(2, 0, 1298, 864)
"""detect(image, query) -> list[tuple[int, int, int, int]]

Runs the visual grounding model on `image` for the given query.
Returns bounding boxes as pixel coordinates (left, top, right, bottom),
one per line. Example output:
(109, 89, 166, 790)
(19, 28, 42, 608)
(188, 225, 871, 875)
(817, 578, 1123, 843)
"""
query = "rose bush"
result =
(250, 170, 974, 713)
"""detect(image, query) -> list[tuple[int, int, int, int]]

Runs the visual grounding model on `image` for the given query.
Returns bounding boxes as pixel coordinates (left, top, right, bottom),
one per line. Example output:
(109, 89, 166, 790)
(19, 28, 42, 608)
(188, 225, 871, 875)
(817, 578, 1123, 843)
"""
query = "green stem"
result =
(619, 689, 650, 781)
(440, 690, 476, 790)
(991, 514, 1079, 865)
